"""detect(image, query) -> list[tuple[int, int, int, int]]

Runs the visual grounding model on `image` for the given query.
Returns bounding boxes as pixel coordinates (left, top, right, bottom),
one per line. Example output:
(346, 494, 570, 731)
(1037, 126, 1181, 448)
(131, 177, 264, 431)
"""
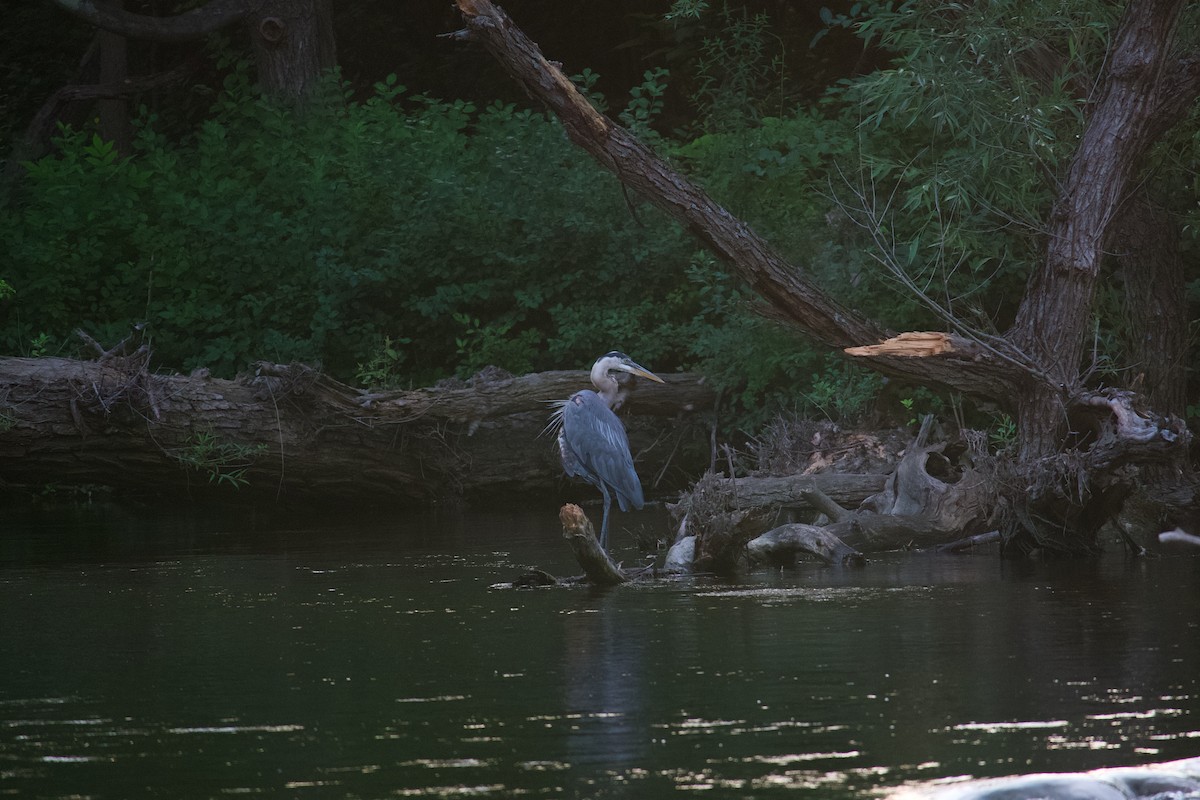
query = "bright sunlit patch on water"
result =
(396, 695, 468, 703)
(393, 785, 507, 797)
(518, 761, 570, 772)
(1087, 708, 1182, 721)
(168, 724, 304, 734)
(667, 764, 891, 792)
(1150, 730, 1200, 740)
(652, 716, 847, 739)
(526, 712, 623, 722)
(0, 697, 75, 707)
(736, 751, 861, 765)
(950, 720, 1069, 733)
(4, 717, 107, 728)
(653, 717, 746, 737)
(40, 755, 103, 763)
(399, 759, 490, 768)
(1045, 734, 1122, 751)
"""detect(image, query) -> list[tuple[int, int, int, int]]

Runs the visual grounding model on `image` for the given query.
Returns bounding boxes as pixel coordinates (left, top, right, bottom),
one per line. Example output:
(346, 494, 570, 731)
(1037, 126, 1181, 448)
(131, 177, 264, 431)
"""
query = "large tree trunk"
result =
(0, 353, 713, 506)
(450, 0, 1196, 550)
(97, 0, 133, 155)
(48, 0, 336, 102)
(1001, 0, 1190, 546)
(1111, 190, 1189, 419)
(246, 0, 337, 101)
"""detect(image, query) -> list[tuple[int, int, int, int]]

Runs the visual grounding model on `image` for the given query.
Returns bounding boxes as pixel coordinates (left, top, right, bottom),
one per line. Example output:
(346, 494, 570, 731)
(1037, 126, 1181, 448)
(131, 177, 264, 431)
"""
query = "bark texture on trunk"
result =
(97, 0, 132, 155)
(1110, 191, 1188, 418)
(247, 0, 337, 101)
(1010, 0, 1185, 381)
(48, 0, 336, 105)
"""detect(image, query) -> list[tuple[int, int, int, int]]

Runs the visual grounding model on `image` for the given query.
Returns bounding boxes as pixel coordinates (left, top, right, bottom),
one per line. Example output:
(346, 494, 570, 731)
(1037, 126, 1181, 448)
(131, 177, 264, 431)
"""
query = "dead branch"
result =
(559, 504, 627, 585)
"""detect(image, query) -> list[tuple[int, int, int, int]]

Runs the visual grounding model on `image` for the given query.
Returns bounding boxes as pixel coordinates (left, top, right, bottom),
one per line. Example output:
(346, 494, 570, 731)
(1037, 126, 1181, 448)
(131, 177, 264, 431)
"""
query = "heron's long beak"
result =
(619, 360, 665, 383)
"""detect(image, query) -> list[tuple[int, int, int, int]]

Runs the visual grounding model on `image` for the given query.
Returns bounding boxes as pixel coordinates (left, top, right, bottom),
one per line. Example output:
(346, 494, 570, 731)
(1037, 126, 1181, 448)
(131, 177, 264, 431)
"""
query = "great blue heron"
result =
(551, 351, 665, 550)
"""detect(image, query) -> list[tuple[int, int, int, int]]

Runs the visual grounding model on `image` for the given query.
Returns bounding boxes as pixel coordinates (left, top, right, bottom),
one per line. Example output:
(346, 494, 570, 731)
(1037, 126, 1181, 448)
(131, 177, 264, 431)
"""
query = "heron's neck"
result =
(590, 363, 620, 409)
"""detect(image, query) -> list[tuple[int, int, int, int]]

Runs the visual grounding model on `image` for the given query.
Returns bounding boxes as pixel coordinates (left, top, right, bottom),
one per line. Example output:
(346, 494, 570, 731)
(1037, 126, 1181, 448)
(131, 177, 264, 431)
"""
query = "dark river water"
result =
(2, 505, 1198, 798)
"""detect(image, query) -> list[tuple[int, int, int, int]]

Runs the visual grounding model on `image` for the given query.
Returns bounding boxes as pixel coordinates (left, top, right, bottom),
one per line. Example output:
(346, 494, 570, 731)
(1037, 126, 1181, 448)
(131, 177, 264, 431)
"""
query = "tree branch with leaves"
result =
(451, 0, 1196, 549)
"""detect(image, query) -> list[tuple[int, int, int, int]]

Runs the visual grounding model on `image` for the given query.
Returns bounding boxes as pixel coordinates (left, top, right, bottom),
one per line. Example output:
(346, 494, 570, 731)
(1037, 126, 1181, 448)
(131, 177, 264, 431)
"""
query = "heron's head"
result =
(593, 351, 665, 386)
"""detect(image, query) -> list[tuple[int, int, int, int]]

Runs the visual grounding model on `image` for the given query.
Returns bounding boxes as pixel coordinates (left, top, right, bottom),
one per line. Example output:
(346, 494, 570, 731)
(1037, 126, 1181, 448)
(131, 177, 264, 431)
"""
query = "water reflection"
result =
(1, 508, 1199, 798)
(561, 592, 649, 773)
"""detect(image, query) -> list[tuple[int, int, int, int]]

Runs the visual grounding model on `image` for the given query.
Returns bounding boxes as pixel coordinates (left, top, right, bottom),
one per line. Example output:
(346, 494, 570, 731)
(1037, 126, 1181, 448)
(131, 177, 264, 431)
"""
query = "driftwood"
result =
(656, 416, 997, 571)
(0, 353, 714, 505)
(744, 418, 996, 565)
(559, 504, 628, 585)
(1159, 528, 1200, 549)
(936, 530, 1003, 553)
(665, 470, 887, 572)
(744, 417, 995, 565)
(746, 524, 865, 566)
(663, 535, 696, 573)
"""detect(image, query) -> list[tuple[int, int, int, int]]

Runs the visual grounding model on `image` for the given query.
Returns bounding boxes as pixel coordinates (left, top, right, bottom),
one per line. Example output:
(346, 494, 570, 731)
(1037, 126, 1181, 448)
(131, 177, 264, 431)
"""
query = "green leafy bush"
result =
(1, 56, 909, 431)
(0, 71, 703, 384)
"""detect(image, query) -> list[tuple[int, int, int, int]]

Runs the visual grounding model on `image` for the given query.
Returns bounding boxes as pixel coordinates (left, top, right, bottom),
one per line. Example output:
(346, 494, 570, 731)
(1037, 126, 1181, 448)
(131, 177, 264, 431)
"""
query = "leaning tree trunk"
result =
(450, 0, 1195, 551)
(1002, 0, 1190, 546)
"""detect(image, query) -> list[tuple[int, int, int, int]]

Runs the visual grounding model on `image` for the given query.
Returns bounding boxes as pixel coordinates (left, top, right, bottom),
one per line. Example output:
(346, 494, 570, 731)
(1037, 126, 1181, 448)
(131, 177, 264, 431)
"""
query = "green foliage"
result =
(803, 359, 885, 423)
(619, 68, 671, 139)
(171, 431, 267, 488)
(665, 0, 710, 23)
(14, 0, 1191, 447)
(26, 333, 53, 358)
(822, 0, 1118, 333)
(0, 69, 700, 384)
(678, 3, 790, 133)
(988, 413, 1018, 455)
(354, 335, 412, 390)
(897, 387, 944, 428)
(453, 313, 541, 378)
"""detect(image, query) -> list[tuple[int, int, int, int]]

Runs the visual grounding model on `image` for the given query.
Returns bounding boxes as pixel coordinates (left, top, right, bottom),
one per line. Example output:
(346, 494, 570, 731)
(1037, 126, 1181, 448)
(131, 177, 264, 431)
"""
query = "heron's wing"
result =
(560, 391, 644, 511)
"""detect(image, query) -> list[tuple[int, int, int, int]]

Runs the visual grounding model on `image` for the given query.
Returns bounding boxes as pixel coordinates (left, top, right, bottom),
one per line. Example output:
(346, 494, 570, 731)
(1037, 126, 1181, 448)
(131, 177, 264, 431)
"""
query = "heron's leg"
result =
(598, 483, 612, 550)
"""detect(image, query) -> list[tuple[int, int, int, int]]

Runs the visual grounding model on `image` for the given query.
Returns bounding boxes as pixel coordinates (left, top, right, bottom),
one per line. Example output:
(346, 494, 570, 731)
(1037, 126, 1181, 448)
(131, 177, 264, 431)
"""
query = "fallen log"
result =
(936, 530, 1002, 553)
(0, 354, 714, 505)
(670, 472, 888, 533)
